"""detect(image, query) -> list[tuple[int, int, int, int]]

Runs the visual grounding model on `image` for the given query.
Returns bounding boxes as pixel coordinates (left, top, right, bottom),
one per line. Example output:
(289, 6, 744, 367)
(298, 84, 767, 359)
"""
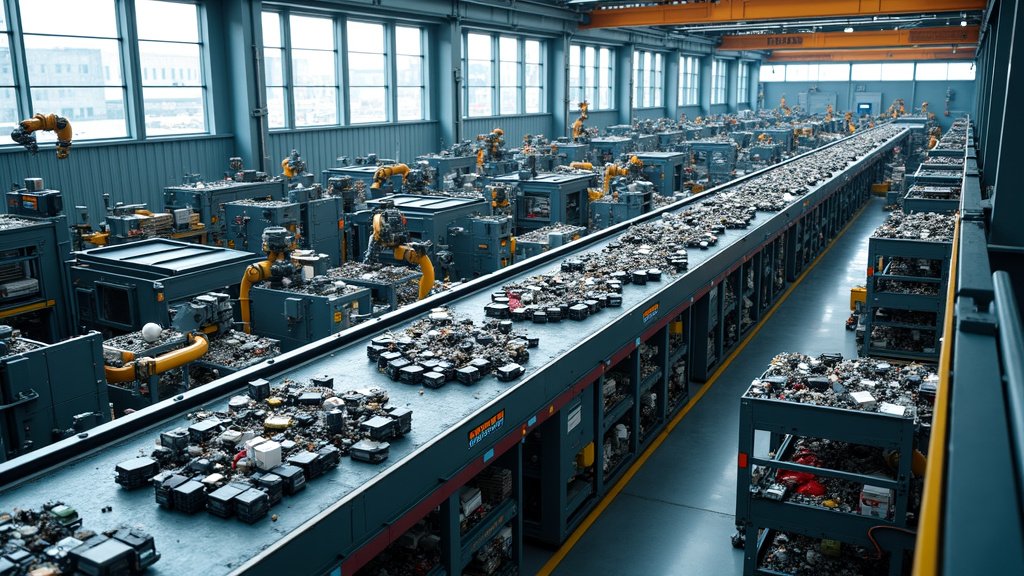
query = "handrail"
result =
(913, 212, 960, 576)
(993, 270, 1024, 522)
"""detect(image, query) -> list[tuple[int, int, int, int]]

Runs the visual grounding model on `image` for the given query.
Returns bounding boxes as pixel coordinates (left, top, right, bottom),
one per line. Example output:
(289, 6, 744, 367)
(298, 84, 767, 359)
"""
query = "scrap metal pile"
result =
(871, 211, 955, 241)
(921, 156, 963, 167)
(906, 184, 960, 200)
(200, 330, 280, 370)
(0, 215, 41, 231)
(328, 262, 426, 308)
(114, 376, 413, 522)
(0, 502, 159, 575)
(760, 532, 888, 576)
(515, 223, 586, 244)
(367, 306, 532, 387)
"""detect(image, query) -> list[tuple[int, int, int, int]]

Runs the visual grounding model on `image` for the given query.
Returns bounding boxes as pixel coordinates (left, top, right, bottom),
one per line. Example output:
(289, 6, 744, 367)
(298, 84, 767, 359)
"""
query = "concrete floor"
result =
(524, 196, 890, 575)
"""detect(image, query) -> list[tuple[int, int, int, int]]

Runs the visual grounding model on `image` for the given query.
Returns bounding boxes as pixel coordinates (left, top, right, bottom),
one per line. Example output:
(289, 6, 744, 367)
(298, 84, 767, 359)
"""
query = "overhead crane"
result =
(0, 124, 909, 576)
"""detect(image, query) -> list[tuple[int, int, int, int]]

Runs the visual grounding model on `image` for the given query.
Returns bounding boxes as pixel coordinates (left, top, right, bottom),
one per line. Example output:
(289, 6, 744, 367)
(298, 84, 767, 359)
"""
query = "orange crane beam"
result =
(719, 26, 979, 51)
(581, 0, 987, 30)
(765, 46, 976, 62)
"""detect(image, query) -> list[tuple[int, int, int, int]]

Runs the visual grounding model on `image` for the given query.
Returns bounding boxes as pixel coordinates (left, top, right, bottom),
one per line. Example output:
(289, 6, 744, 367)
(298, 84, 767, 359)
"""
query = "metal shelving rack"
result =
(735, 388, 918, 576)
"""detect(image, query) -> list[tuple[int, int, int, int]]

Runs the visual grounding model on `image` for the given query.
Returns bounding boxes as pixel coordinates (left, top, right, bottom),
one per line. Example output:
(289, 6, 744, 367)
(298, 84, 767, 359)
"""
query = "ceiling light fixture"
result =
(844, 27, 854, 33)
(961, 20, 968, 27)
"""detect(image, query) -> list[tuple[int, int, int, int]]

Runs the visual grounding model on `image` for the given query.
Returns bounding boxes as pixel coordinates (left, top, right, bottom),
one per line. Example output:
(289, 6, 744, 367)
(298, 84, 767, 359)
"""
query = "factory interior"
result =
(0, 0, 1021, 575)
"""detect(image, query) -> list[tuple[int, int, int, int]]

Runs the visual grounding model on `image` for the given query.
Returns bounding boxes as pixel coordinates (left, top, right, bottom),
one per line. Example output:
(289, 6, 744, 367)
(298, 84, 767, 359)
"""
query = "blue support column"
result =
(617, 46, 634, 126)
(551, 34, 569, 138)
(223, 0, 265, 170)
(989, 0, 1024, 247)
(665, 51, 680, 121)
(437, 19, 461, 146)
(726, 59, 738, 113)
(983, 0, 1014, 187)
(699, 55, 712, 117)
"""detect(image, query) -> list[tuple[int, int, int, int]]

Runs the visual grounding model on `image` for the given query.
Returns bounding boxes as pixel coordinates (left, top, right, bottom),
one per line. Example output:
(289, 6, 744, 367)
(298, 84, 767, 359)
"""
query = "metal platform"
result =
(0, 126, 908, 576)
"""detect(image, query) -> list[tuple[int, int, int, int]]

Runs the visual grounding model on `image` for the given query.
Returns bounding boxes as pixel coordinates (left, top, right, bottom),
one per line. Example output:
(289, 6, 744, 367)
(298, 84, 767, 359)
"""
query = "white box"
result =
(878, 402, 907, 416)
(859, 483, 893, 518)
(252, 440, 282, 471)
(850, 390, 876, 410)
(244, 436, 267, 461)
(459, 486, 482, 515)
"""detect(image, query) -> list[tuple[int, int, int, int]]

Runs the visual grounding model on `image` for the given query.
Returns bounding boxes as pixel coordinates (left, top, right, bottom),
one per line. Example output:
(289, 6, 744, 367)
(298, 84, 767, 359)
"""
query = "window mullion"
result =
(282, 11, 295, 129)
(6, 0, 33, 118)
(121, 0, 144, 139)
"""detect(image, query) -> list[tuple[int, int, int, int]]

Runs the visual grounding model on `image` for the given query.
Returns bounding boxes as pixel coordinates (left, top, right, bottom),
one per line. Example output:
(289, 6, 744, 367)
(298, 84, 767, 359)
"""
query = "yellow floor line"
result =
(537, 199, 874, 576)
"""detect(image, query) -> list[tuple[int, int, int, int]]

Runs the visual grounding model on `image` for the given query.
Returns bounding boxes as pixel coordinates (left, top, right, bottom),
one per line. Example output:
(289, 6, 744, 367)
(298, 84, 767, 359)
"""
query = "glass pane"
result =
(851, 63, 881, 81)
(585, 85, 596, 106)
(526, 87, 541, 113)
(293, 49, 337, 86)
(760, 65, 782, 82)
(291, 16, 334, 50)
(139, 42, 201, 86)
(348, 53, 385, 86)
(136, 0, 198, 42)
(24, 36, 122, 86)
(0, 87, 17, 124)
(499, 86, 517, 115)
(526, 41, 540, 64)
(348, 21, 384, 53)
(786, 64, 809, 82)
(467, 59, 491, 86)
(397, 86, 422, 121)
(570, 45, 580, 67)
(880, 63, 913, 81)
(915, 63, 947, 80)
(294, 86, 337, 125)
(467, 34, 491, 59)
(600, 48, 611, 72)
(266, 86, 285, 128)
(643, 51, 652, 72)
(349, 86, 385, 123)
(31, 86, 125, 138)
(262, 12, 282, 48)
(601, 86, 612, 109)
(499, 37, 517, 61)
(0, 37, 13, 84)
(0, 7, 6, 30)
(264, 48, 284, 86)
(526, 63, 541, 87)
(818, 64, 850, 81)
(396, 27, 421, 56)
(500, 61, 518, 86)
(397, 55, 422, 86)
(21, 0, 118, 37)
(467, 86, 491, 117)
(947, 62, 975, 80)
(143, 86, 205, 135)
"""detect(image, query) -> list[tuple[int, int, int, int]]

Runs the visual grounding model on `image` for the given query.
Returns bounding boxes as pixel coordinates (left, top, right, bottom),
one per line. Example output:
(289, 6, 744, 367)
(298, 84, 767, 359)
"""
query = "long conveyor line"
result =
(0, 124, 910, 576)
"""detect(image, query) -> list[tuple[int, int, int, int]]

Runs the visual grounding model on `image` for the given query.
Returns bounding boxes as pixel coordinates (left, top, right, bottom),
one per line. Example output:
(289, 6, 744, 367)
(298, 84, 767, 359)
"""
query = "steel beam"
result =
(581, 0, 988, 29)
(765, 47, 976, 62)
(719, 26, 979, 51)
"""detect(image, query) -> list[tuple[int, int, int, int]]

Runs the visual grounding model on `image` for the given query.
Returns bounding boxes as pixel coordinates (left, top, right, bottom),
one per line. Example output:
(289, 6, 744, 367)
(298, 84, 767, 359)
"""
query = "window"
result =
(20, 0, 127, 139)
(0, 10, 17, 125)
(737, 62, 749, 103)
(396, 27, 424, 121)
(465, 33, 492, 117)
(347, 21, 384, 124)
(711, 59, 727, 105)
(759, 65, 784, 82)
(136, 1, 206, 135)
(817, 64, 850, 81)
(463, 33, 543, 118)
(916, 62, 976, 81)
(570, 44, 612, 110)
(525, 40, 543, 113)
(499, 37, 519, 114)
(880, 63, 913, 81)
(261, 12, 286, 128)
(678, 55, 699, 106)
(633, 50, 663, 108)
(291, 15, 336, 126)
(851, 63, 882, 81)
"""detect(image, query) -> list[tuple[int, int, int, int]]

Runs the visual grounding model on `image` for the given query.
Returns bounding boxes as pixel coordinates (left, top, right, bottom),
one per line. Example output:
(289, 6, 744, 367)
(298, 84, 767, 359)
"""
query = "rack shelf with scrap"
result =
(666, 310, 690, 417)
(638, 330, 666, 447)
(0, 125, 910, 576)
(863, 237, 951, 361)
(735, 374, 921, 576)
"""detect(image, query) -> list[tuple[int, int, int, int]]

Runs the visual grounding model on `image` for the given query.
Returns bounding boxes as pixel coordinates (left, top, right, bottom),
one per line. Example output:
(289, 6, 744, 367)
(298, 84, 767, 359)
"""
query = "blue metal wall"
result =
(462, 114, 554, 151)
(267, 121, 440, 173)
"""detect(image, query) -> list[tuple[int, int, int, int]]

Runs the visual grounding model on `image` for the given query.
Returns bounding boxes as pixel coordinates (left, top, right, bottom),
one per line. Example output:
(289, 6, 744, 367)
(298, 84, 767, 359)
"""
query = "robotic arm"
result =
(364, 200, 434, 300)
(11, 113, 73, 159)
(572, 101, 590, 142)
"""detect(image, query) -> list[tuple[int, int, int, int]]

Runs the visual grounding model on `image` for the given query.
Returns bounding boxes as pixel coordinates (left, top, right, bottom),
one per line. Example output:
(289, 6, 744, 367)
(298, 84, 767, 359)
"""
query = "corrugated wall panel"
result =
(268, 122, 440, 176)
(586, 110, 620, 133)
(634, 107, 668, 121)
(0, 136, 234, 225)
(462, 115, 553, 149)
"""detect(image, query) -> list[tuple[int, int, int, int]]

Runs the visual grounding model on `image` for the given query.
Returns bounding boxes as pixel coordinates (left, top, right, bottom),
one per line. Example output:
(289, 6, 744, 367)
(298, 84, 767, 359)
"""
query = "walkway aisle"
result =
(524, 196, 891, 575)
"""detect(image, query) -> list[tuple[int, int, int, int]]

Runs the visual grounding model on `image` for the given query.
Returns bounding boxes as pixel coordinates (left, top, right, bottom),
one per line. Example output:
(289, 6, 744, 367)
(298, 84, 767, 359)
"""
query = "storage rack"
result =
(735, 377, 919, 576)
(0, 126, 908, 576)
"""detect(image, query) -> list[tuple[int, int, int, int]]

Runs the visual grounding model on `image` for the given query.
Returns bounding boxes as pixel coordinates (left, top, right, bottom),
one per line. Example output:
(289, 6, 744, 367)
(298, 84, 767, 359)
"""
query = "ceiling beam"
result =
(765, 47, 977, 62)
(581, 0, 988, 30)
(719, 26, 979, 51)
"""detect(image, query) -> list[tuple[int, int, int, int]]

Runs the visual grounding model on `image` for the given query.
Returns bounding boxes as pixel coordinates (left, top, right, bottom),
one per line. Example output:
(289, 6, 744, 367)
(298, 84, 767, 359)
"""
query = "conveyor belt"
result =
(0, 125, 908, 576)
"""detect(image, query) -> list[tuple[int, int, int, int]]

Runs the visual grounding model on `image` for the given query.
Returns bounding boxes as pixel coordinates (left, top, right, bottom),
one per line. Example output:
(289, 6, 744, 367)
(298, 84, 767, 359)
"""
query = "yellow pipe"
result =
(0, 300, 55, 320)
(569, 162, 593, 170)
(371, 164, 410, 189)
(913, 214, 959, 576)
(105, 333, 209, 384)
(240, 259, 275, 334)
(393, 246, 434, 300)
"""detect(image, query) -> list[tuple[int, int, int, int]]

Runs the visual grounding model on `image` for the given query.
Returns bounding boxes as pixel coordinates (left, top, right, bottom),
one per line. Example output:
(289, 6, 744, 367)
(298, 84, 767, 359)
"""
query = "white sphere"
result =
(141, 322, 163, 343)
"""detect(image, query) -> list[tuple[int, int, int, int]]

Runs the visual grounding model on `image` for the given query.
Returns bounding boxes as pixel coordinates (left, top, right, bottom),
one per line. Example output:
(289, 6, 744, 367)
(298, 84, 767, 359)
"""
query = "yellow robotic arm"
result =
(371, 164, 410, 190)
(11, 113, 73, 159)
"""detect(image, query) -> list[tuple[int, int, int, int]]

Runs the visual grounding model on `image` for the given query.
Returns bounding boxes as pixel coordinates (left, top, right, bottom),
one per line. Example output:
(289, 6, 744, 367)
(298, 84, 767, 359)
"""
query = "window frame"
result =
(736, 61, 749, 104)
(569, 43, 614, 111)
(462, 31, 545, 119)
(711, 58, 727, 105)
(633, 49, 663, 109)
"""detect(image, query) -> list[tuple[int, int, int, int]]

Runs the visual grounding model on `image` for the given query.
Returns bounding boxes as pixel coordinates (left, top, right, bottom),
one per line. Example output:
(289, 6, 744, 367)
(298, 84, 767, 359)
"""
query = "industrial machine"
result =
(550, 138, 591, 165)
(353, 195, 513, 282)
(493, 172, 596, 234)
(10, 112, 72, 159)
(589, 136, 635, 164)
(515, 223, 586, 260)
(590, 180, 655, 231)
(475, 128, 520, 178)
(690, 141, 739, 186)
(1, 178, 74, 342)
(164, 159, 287, 246)
(0, 326, 108, 462)
(222, 188, 345, 266)
(71, 194, 206, 250)
(635, 151, 688, 196)
(70, 239, 257, 335)
(416, 150, 478, 192)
